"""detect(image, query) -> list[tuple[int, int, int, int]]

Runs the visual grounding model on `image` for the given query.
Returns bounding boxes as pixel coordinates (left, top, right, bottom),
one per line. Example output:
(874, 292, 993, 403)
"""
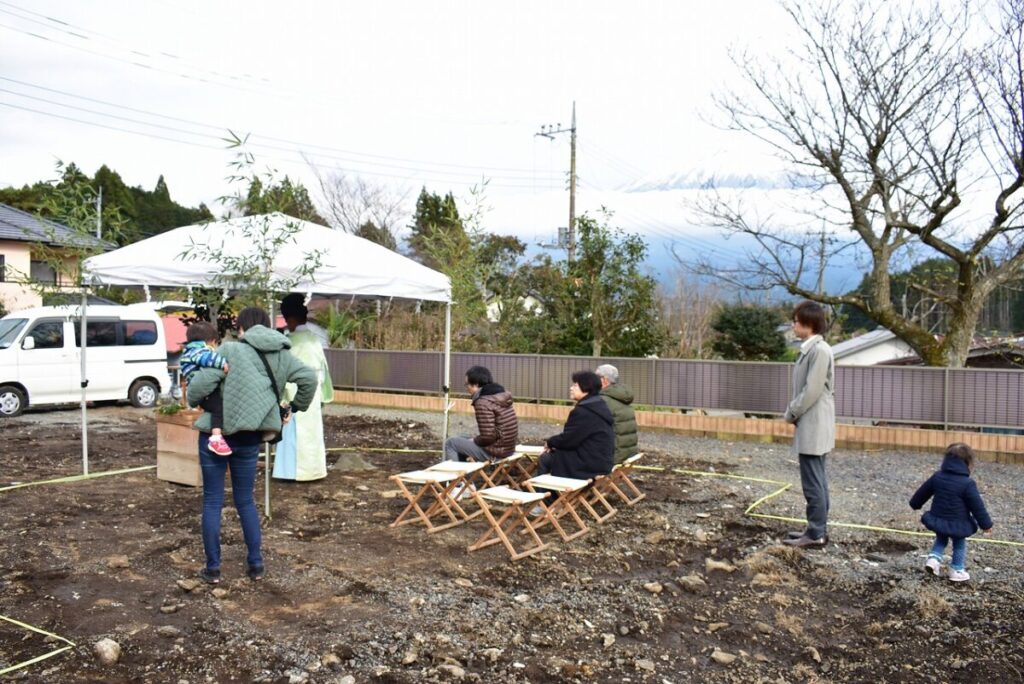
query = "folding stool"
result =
(581, 474, 618, 523)
(467, 486, 551, 561)
(389, 468, 482, 533)
(523, 474, 592, 542)
(510, 444, 545, 482)
(427, 460, 492, 496)
(601, 453, 646, 505)
(479, 452, 529, 488)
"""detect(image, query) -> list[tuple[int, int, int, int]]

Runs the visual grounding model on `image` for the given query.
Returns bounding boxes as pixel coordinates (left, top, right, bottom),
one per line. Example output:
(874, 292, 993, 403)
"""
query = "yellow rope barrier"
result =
(325, 447, 440, 454)
(0, 614, 76, 676)
(0, 465, 156, 493)
(635, 463, 1024, 548)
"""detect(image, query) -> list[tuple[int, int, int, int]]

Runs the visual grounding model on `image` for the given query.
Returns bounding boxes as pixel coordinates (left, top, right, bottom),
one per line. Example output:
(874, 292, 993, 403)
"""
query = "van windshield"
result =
(0, 319, 27, 349)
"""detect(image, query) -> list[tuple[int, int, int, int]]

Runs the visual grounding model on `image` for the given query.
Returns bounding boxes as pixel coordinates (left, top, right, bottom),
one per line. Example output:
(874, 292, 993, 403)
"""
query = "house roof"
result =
(831, 327, 900, 359)
(0, 202, 108, 249)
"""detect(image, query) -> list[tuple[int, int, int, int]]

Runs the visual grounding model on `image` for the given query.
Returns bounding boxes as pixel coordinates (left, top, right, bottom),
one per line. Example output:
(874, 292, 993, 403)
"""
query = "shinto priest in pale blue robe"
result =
(273, 327, 333, 481)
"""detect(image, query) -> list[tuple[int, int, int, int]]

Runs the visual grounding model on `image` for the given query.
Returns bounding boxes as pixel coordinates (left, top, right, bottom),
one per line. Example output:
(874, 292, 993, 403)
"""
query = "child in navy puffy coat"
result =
(909, 443, 993, 582)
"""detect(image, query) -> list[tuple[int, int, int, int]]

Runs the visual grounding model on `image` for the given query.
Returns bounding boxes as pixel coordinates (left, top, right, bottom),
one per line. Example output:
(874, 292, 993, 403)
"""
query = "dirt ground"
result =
(2, 406, 1023, 683)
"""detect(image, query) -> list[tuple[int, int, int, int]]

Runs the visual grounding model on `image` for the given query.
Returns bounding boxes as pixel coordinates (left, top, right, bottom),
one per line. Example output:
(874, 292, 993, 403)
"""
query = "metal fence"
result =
(324, 349, 1024, 430)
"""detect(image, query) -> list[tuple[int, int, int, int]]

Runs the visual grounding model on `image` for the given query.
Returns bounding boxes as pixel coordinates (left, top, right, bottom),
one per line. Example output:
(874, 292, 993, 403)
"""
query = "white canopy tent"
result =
(81, 213, 453, 514)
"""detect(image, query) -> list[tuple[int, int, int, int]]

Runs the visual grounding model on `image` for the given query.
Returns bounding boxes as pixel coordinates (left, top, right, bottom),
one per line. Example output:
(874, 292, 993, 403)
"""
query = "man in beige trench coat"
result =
(783, 300, 836, 548)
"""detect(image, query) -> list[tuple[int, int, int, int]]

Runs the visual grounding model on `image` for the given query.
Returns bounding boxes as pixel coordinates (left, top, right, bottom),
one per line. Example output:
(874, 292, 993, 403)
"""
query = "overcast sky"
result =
(0, 1, 801, 245)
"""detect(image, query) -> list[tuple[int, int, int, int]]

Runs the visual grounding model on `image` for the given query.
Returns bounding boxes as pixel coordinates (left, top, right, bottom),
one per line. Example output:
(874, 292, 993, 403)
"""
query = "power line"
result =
(0, 21, 275, 99)
(0, 76, 563, 179)
(575, 178, 749, 260)
(0, 88, 562, 184)
(0, 99, 554, 190)
(0, 2, 534, 129)
(0, 1, 272, 87)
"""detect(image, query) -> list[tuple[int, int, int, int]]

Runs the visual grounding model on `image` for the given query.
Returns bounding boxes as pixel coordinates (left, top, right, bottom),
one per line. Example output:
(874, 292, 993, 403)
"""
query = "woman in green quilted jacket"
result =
(186, 307, 317, 584)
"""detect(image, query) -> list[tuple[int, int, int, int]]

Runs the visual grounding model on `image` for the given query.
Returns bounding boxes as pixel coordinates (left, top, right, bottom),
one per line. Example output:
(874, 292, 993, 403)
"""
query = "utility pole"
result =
(95, 186, 103, 240)
(816, 223, 827, 294)
(535, 101, 577, 261)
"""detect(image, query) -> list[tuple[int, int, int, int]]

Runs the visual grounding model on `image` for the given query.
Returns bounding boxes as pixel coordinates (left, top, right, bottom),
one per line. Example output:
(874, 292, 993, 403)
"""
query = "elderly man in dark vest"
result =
(595, 364, 638, 464)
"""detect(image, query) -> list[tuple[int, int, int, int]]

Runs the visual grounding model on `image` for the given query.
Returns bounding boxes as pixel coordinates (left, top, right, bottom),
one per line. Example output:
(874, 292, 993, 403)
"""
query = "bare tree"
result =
(690, 0, 1024, 366)
(311, 166, 410, 250)
(660, 273, 723, 358)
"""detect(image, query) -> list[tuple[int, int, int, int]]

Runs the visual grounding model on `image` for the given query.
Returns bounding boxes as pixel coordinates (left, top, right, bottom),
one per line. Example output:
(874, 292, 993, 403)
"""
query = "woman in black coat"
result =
(538, 370, 615, 479)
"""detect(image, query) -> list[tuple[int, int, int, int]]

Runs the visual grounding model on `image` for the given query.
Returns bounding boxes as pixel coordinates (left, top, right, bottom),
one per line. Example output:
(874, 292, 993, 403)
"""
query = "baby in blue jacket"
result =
(910, 443, 993, 582)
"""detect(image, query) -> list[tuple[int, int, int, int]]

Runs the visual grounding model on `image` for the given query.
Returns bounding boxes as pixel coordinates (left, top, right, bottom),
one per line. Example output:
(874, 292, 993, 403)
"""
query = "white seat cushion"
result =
(478, 486, 548, 505)
(527, 474, 590, 492)
(428, 461, 487, 474)
(514, 444, 545, 456)
(395, 469, 461, 484)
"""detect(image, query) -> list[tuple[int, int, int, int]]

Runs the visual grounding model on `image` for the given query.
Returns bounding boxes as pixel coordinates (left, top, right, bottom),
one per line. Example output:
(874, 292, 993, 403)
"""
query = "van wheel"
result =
(0, 385, 26, 417)
(129, 380, 159, 408)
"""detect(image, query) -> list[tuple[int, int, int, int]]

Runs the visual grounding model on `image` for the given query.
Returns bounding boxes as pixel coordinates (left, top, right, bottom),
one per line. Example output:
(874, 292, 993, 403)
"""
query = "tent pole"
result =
(441, 301, 452, 449)
(80, 287, 89, 475)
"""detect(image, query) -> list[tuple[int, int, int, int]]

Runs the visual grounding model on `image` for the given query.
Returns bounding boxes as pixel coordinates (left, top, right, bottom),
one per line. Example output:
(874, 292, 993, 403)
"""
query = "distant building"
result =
(831, 327, 917, 366)
(836, 326, 1024, 369)
(0, 203, 108, 312)
(485, 293, 543, 324)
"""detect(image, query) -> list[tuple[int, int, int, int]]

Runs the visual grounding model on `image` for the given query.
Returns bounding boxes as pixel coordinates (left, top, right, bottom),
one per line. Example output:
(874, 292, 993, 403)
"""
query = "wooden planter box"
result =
(156, 409, 203, 487)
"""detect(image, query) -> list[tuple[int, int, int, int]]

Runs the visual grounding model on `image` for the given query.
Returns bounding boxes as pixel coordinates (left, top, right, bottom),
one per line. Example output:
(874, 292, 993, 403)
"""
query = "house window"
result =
(0, 254, 5, 282)
(30, 260, 57, 284)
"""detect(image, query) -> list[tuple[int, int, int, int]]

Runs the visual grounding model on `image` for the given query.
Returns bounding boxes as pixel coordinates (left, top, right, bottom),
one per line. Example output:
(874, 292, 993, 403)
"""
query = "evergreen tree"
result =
(710, 304, 787, 361)
(354, 220, 398, 251)
(242, 176, 326, 225)
(0, 163, 212, 241)
(406, 188, 465, 268)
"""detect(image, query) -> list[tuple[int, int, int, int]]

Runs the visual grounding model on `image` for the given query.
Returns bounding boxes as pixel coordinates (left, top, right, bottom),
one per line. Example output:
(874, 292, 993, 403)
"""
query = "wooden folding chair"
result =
(601, 453, 646, 506)
(467, 486, 552, 561)
(427, 460, 492, 497)
(582, 474, 618, 523)
(389, 468, 482, 533)
(509, 444, 545, 482)
(477, 452, 529, 488)
(523, 474, 591, 542)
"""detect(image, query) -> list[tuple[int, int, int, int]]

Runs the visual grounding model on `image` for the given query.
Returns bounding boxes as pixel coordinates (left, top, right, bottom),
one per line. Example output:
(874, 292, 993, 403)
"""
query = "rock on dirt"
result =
(705, 558, 737, 573)
(711, 649, 737, 665)
(677, 574, 708, 593)
(437, 663, 466, 678)
(106, 555, 130, 569)
(94, 638, 122, 665)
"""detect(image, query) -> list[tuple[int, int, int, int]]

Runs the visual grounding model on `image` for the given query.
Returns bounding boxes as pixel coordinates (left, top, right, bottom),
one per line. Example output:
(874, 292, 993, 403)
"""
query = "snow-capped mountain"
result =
(619, 168, 800, 193)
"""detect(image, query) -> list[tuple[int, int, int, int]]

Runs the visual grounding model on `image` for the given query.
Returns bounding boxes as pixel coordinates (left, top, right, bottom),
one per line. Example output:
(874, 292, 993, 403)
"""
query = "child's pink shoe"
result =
(208, 435, 232, 456)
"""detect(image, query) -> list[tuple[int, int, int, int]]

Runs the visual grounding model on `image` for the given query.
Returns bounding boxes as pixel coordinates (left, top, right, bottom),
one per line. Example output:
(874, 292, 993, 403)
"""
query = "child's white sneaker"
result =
(925, 556, 943, 576)
(948, 568, 970, 582)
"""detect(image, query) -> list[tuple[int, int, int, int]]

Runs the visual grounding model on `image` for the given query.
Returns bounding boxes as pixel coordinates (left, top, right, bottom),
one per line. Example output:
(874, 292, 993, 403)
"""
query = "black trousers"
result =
(199, 387, 224, 431)
(798, 453, 830, 539)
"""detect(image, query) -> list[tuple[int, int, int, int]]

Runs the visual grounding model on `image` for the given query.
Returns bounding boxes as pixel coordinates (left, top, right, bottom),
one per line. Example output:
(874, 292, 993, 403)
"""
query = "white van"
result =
(0, 304, 168, 416)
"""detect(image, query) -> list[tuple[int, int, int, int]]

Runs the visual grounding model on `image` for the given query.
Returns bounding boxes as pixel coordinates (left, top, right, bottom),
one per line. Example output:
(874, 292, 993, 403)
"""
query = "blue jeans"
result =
(930, 533, 967, 571)
(199, 433, 263, 571)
